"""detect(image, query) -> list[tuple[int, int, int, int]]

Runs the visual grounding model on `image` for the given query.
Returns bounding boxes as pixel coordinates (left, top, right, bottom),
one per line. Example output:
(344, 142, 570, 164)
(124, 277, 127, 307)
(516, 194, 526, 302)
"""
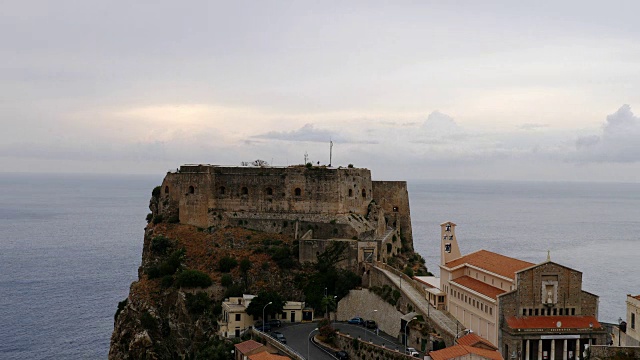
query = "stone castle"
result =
(152, 164, 413, 268)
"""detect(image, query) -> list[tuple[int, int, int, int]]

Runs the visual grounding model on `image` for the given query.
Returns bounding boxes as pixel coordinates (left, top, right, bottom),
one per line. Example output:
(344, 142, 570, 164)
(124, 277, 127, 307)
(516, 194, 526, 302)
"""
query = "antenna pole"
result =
(329, 139, 333, 167)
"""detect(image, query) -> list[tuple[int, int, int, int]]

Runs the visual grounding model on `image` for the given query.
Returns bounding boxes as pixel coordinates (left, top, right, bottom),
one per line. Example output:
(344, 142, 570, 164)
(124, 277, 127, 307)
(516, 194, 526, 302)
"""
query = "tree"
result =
(320, 295, 337, 317)
(245, 291, 285, 320)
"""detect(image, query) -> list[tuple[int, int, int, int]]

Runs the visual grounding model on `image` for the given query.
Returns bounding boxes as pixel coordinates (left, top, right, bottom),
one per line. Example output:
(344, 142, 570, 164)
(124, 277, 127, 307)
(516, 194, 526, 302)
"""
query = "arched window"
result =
(241, 187, 248, 195)
(219, 186, 225, 195)
(348, 189, 353, 197)
(294, 188, 301, 196)
(361, 189, 366, 198)
(164, 186, 169, 194)
(266, 187, 273, 196)
(188, 185, 195, 194)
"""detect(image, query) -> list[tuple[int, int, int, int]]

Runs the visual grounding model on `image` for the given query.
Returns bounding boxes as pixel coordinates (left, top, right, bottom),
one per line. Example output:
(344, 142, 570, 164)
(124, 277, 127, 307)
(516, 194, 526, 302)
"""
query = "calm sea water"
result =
(0, 174, 637, 359)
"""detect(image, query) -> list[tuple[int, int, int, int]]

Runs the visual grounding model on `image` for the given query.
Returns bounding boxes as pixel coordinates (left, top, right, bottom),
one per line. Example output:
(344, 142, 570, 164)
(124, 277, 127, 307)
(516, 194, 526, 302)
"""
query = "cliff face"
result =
(108, 219, 302, 359)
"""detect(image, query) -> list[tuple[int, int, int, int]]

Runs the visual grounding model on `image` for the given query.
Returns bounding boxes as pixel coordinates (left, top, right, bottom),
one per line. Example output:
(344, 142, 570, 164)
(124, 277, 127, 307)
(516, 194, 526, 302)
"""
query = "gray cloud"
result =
(573, 105, 640, 163)
(253, 123, 377, 144)
(520, 123, 549, 131)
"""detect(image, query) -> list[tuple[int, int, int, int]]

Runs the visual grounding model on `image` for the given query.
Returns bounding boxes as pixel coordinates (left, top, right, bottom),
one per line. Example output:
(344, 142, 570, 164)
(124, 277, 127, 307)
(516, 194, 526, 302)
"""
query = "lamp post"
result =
(333, 296, 337, 324)
(262, 302, 273, 331)
(618, 318, 623, 346)
(404, 316, 417, 354)
(307, 327, 318, 360)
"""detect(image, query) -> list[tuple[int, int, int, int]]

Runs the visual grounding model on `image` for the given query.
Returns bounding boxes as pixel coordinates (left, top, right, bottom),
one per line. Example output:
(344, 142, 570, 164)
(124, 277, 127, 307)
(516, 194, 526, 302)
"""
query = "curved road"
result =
(277, 322, 407, 360)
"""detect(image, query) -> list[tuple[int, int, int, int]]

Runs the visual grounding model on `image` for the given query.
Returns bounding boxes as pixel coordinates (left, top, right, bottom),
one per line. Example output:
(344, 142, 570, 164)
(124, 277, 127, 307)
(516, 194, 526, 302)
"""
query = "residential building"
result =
(439, 222, 607, 360)
(625, 294, 640, 346)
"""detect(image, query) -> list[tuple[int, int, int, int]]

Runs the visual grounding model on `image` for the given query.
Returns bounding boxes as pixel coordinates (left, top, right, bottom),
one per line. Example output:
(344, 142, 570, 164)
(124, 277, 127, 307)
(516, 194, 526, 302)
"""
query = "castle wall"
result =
(372, 181, 413, 249)
(161, 165, 374, 228)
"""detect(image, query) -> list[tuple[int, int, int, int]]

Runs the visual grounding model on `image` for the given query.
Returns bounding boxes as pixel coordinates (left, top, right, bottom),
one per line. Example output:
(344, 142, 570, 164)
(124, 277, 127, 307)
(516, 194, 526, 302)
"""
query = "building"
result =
(430, 333, 503, 360)
(219, 294, 313, 339)
(439, 222, 607, 360)
(625, 294, 640, 346)
(414, 276, 446, 310)
(152, 164, 414, 270)
(234, 340, 269, 360)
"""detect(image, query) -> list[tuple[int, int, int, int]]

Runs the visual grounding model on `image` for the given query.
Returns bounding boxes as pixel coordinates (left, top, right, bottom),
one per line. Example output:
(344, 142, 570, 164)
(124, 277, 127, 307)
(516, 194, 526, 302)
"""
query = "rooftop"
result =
(234, 340, 264, 354)
(456, 333, 498, 350)
(505, 316, 602, 330)
(444, 250, 534, 279)
(248, 351, 291, 360)
(430, 345, 503, 360)
(451, 276, 505, 300)
(414, 276, 440, 289)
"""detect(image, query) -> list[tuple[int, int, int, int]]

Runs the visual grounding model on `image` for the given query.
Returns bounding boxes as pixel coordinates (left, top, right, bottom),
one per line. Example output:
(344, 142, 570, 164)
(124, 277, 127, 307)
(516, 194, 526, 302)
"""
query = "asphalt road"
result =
(276, 322, 408, 360)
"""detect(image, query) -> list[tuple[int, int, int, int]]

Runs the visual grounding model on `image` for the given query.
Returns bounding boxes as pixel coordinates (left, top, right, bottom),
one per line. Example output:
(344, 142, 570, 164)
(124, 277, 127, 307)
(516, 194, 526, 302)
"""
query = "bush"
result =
(403, 267, 414, 278)
(140, 311, 157, 330)
(221, 274, 233, 287)
(160, 275, 174, 288)
(152, 214, 164, 224)
(175, 269, 213, 288)
(150, 235, 172, 255)
(185, 292, 212, 315)
(146, 213, 153, 223)
(115, 298, 128, 321)
(152, 186, 161, 198)
(146, 249, 184, 279)
(167, 214, 179, 223)
(347, 164, 354, 168)
(218, 256, 238, 272)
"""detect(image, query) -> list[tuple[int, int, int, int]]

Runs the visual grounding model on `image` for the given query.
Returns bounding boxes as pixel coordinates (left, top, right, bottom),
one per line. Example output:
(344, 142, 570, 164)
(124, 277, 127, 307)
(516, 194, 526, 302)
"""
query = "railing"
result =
(250, 328, 306, 360)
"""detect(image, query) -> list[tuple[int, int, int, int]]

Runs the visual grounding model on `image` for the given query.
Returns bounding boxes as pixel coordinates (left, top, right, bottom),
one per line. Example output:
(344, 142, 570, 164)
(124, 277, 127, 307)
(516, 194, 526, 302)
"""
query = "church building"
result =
(439, 222, 607, 360)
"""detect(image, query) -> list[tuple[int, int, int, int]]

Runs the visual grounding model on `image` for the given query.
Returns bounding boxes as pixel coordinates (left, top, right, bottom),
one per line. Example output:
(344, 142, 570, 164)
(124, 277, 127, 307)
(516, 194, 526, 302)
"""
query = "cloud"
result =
(572, 105, 640, 163)
(519, 123, 549, 131)
(253, 123, 378, 144)
(421, 111, 460, 134)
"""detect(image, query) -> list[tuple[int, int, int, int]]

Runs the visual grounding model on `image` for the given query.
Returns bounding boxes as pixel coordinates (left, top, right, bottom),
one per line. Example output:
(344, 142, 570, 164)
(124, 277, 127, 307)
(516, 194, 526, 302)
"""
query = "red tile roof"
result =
(451, 276, 505, 299)
(430, 345, 503, 360)
(235, 340, 264, 354)
(632, 295, 640, 301)
(457, 333, 498, 350)
(444, 250, 534, 279)
(248, 351, 290, 360)
(506, 316, 602, 330)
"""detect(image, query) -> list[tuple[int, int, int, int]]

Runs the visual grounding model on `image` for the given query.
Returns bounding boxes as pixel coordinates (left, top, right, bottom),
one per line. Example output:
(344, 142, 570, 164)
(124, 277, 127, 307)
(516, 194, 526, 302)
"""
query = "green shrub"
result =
(347, 164, 354, 168)
(160, 275, 174, 288)
(167, 214, 179, 223)
(115, 298, 128, 321)
(221, 274, 233, 287)
(218, 256, 238, 272)
(146, 213, 153, 223)
(152, 186, 161, 198)
(151, 235, 172, 255)
(175, 269, 213, 288)
(152, 214, 164, 224)
(146, 249, 184, 279)
(140, 311, 157, 330)
(240, 258, 252, 273)
(403, 267, 414, 278)
(185, 292, 212, 315)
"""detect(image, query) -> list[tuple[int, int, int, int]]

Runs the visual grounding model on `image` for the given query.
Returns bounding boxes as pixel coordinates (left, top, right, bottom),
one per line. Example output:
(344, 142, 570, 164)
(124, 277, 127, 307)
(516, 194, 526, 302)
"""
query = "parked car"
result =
(347, 317, 365, 325)
(364, 320, 377, 329)
(335, 351, 350, 360)
(254, 324, 271, 332)
(406, 347, 419, 357)
(271, 331, 286, 344)
(267, 319, 282, 327)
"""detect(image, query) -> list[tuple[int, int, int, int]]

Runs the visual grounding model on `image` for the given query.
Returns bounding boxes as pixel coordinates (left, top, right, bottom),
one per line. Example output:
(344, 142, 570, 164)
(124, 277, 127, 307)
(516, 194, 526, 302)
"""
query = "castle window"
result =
(266, 187, 273, 196)
(348, 189, 353, 197)
(361, 189, 366, 198)
(294, 188, 301, 196)
(164, 186, 169, 194)
(393, 206, 398, 212)
(241, 187, 248, 195)
(632, 313, 636, 329)
(219, 186, 225, 195)
(188, 185, 195, 194)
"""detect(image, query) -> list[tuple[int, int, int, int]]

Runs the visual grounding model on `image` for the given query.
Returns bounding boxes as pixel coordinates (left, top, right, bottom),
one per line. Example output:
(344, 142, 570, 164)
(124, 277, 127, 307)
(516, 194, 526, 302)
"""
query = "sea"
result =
(0, 174, 638, 359)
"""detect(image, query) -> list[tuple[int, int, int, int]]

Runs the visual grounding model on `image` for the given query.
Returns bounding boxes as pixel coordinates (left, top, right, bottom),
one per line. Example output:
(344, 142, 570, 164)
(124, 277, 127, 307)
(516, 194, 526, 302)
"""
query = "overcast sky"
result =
(2, 0, 640, 182)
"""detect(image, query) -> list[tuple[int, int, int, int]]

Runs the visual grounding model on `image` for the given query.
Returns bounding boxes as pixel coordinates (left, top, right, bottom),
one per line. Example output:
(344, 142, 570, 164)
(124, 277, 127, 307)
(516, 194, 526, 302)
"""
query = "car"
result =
(406, 347, 419, 357)
(364, 320, 377, 329)
(267, 319, 282, 327)
(271, 331, 286, 344)
(347, 317, 365, 325)
(254, 324, 271, 332)
(335, 350, 350, 360)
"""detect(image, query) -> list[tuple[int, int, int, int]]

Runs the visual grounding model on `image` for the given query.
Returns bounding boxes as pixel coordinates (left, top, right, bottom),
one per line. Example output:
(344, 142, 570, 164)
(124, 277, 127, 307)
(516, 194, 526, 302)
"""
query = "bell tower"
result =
(440, 221, 461, 265)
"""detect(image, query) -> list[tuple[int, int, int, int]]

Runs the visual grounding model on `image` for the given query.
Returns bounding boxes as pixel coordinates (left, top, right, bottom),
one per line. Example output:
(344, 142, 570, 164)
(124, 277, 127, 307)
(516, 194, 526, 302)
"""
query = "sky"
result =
(2, 0, 640, 182)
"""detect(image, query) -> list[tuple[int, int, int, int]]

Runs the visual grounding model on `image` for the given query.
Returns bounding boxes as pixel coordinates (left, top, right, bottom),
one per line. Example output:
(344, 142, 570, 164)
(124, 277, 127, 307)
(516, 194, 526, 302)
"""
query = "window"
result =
(294, 188, 301, 196)
(349, 189, 353, 197)
(489, 307, 492, 315)
(188, 185, 195, 194)
(535, 309, 539, 316)
(572, 308, 576, 315)
(219, 186, 225, 195)
(164, 186, 169, 194)
(632, 313, 636, 329)
(282, 312, 287, 319)
(241, 187, 248, 195)
(266, 187, 273, 195)
(361, 189, 366, 198)
(235, 314, 241, 321)
(393, 206, 399, 212)
(559, 308, 563, 315)
(529, 309, 532, 316)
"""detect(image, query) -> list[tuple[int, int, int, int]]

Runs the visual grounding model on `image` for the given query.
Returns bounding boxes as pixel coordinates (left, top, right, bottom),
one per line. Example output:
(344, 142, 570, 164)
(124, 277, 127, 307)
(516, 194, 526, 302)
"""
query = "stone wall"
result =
(372, 181, 413, 248)
(334, 332, 418, 360)
(337, 288, 404, 337)
(590, 345, 640, 360)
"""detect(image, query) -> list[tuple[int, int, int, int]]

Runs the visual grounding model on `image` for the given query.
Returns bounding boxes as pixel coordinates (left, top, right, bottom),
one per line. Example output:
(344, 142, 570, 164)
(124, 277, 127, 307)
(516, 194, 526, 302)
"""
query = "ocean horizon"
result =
(0, 173, 638, 359)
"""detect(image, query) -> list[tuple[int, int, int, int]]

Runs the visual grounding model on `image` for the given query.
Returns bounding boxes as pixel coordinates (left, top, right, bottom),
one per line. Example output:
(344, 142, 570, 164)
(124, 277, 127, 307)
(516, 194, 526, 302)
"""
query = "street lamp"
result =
(307, 327, 318, 360)
(262, 302, 273, 331)
(405, 316, 417, 354)
(618, 318, 623, 346)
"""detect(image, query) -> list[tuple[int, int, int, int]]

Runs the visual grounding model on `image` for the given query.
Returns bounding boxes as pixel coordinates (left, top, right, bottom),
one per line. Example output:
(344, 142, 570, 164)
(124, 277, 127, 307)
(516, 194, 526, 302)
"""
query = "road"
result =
(277, 322, 408, 360)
